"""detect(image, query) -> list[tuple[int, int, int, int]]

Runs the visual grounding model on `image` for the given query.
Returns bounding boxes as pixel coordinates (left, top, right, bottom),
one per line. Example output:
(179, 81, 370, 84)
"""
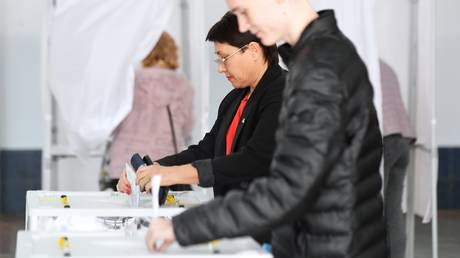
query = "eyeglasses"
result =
(214, 44, 248, 66)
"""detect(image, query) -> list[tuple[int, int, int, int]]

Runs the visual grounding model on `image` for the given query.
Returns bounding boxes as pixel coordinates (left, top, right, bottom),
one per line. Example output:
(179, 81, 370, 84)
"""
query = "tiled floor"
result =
(1, 211, 459, 258)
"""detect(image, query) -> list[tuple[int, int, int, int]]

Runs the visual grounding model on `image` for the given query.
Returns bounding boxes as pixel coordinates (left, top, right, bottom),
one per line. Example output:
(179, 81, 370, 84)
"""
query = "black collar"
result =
(292, 10, 339, 54)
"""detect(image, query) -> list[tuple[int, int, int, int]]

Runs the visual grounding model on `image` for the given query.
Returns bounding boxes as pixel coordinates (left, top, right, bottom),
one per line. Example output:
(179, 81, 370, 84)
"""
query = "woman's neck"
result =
(248, 61, 269, 96)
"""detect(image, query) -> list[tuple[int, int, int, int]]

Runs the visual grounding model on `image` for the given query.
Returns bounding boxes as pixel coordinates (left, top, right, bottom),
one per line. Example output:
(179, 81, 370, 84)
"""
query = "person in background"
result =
(145, 1, 387, 257)
(100, 31, 194, 191)
(380, 59, 416, 258)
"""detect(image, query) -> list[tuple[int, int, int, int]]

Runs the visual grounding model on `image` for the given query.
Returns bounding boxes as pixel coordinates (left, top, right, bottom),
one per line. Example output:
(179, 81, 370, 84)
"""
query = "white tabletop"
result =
(15, 231, 272, 258)
(25, 190, 207, 231)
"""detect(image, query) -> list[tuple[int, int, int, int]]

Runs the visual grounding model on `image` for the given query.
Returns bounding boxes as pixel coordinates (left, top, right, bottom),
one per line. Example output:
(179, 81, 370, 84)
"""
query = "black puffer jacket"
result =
(173, 10, 386, 258)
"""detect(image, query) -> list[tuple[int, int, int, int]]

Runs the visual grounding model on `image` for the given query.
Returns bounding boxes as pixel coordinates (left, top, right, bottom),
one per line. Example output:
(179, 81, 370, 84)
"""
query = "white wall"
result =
(0, 0, 6, 149)
(435, 0, 460, 146)
(0, 0, 45, 150)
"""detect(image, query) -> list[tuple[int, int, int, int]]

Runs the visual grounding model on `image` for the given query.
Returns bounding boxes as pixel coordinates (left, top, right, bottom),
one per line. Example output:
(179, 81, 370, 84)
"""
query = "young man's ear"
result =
(248, 42, 261, 59)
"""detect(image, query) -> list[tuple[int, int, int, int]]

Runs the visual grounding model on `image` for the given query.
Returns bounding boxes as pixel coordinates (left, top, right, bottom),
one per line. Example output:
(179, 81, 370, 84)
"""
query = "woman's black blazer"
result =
(157, 64, 286, 197)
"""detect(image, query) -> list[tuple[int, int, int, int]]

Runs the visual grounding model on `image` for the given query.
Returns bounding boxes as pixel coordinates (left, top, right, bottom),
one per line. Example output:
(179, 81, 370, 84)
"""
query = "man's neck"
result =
(285, 2, 319, 46)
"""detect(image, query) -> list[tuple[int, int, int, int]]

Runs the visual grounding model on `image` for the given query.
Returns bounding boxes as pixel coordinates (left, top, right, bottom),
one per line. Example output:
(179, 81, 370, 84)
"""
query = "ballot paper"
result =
(125, 163, 140, 208)
(151, 175, 161, 217)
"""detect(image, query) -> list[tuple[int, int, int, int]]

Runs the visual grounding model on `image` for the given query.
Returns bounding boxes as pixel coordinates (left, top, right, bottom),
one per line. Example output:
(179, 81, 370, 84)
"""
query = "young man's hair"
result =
(206, 12, 279, 64)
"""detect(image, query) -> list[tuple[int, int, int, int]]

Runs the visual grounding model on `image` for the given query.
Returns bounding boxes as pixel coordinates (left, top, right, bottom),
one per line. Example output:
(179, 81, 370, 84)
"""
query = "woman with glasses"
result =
(117, 12, 285, 220)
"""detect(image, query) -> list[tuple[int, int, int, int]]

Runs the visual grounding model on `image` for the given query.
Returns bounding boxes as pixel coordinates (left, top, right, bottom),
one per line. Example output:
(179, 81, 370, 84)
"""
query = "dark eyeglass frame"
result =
(214, 44, 249, 66)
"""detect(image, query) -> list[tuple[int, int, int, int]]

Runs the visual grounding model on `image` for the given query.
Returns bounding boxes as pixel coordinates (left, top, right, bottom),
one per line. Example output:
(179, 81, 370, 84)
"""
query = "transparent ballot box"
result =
(25, 191, 205, 232)
(15, 231, 272, 258)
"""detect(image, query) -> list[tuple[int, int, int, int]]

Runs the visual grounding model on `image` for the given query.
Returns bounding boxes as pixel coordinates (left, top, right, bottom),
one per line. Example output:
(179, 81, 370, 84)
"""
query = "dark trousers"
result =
(383, 134, 412, 258)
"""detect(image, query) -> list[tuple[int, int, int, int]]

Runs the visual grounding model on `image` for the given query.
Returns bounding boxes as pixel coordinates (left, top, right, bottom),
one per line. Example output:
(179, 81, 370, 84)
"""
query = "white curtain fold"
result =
(413, 0, 436, 223)
(49, 0, 173, 154)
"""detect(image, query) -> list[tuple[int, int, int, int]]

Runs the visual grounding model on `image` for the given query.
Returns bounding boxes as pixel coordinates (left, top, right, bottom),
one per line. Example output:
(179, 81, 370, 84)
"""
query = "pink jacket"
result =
(380, 60, 415, 139)
(109, 67, 194, 178)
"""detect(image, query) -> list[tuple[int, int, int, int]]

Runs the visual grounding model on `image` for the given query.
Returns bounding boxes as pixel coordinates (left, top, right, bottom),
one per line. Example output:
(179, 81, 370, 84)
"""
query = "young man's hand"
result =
(145, 218, 176, 252)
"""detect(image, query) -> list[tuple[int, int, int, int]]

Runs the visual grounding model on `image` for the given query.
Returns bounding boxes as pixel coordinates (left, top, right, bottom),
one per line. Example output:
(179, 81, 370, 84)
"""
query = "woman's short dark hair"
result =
(206, 12, 279, 64)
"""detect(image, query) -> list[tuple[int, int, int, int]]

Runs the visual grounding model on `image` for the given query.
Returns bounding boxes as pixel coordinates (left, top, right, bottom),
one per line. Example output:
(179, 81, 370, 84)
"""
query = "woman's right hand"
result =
(116, 170, 132, 194)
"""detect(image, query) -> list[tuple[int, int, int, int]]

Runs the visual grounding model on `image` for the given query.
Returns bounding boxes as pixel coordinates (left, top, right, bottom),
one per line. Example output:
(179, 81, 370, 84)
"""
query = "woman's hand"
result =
(116, 170, 131, 194)
(145, 218, 176, 252)
(136, 164, 163, 192)
(137, 164, 200, 192)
